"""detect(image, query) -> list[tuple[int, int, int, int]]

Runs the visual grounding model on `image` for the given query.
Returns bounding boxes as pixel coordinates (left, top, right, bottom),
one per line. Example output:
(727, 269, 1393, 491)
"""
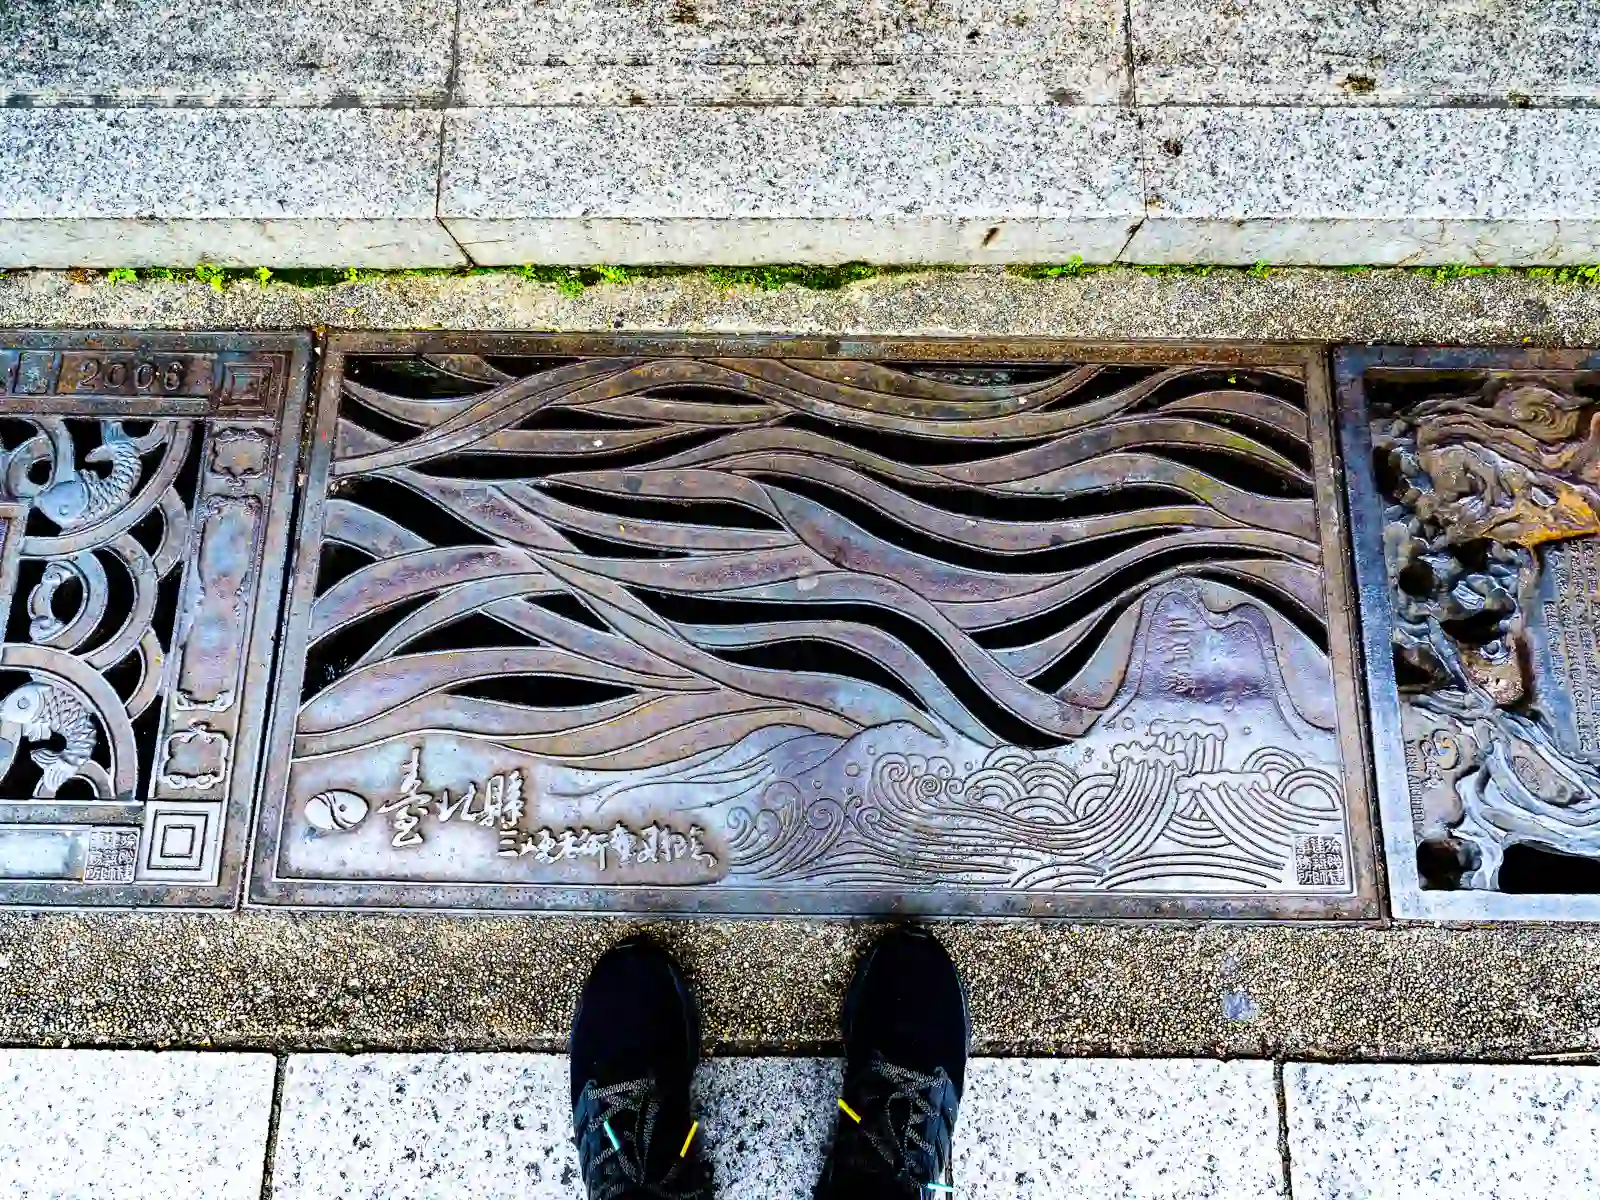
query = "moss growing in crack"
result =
(702, 263, 901, 291)
(193, 262, 226, 293)
(1528, 264, 1600, 286)
(1412, 264, 1503, 285)
(514, 265, 693, 296)
(1006, 256, 1111, 280)
(1137, 264, 1217, 278)
(44, 261, 1600, 296)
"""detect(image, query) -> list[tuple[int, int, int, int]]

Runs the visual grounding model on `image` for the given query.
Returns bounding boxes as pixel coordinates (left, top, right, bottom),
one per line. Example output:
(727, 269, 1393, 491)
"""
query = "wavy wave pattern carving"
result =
(280, 351, 1357, 903)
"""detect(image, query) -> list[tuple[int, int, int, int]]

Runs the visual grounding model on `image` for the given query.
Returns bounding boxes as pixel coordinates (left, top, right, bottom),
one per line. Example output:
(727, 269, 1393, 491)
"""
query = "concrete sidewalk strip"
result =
(1286, 1064, 1600, 1200)
(1130, 0, 1600, 107)
(439, 105, 1143, 265)
(271, 1054, 1282, 1199)
(0, 1050, 275, 1200)
(454, 0, 1127, 106)
(1128, 106, 1600, 265)
(0, 0, 455, 106)
(0, 107, 464, 268)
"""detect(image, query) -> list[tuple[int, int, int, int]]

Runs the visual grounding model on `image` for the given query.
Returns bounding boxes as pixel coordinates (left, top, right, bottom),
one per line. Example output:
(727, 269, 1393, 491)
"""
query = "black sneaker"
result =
(570, 937, 712, 1200)
(814, 926, 970, 1200)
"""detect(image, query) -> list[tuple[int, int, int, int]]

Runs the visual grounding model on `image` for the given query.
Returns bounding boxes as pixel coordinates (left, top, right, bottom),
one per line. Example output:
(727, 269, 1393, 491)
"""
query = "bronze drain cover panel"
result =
(1341, 345, 1600, 921)
(251, 335, 1378, 917)
(0, 331, 308, 906)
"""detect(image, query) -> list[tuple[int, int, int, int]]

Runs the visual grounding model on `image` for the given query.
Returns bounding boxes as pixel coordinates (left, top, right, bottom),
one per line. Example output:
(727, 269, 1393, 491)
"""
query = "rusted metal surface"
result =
(251, 334, 1377, 917)
(0, 331, 309, 906)
(1341, 345, 1600, 921)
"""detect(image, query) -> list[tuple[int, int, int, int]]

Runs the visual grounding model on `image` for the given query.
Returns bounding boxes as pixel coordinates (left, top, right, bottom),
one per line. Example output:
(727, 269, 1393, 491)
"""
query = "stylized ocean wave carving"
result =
(290, 353, 1351, 894)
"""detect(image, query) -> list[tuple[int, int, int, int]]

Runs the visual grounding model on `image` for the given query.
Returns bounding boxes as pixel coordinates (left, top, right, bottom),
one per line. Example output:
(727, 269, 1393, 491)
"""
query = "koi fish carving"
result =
(35, 421, 142, 530)
(0, 678, 95, 792)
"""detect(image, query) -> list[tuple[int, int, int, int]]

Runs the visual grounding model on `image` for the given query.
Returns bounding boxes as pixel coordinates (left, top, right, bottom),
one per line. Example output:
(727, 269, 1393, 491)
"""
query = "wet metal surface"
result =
(252, 335, 1377, 917)
(1340, 345, 1600, 921)
(0, 331, 309, 906)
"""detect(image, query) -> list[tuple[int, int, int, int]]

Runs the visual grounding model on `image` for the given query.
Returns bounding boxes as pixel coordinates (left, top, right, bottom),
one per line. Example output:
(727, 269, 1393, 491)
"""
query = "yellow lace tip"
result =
(838, 1098, 862, 1124)
(679, 1121, 698, 1158)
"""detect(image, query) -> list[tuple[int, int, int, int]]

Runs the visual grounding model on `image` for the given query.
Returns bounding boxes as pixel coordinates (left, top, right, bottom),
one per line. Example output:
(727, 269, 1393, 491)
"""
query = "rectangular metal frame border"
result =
(247, 332, 1381, 920)
(1337, 343, 1600, 922)
(0, 329, 312, 909)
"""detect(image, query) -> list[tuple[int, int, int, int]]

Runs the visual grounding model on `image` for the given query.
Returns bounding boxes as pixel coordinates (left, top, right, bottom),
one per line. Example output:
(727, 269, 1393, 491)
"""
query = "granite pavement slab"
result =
(1131, 0, 1600, 107)
(1129, 106, 1600, 265)
(440, 105, 1144, 264)
(0, 1050, 275, 1200)
(455, 0, 1126, 105)
(0, 107, 464, 267)
(0, 0, 454, 106)
(1286, 1063, 1600, 1199)
(270, 1054, 1283, 1199)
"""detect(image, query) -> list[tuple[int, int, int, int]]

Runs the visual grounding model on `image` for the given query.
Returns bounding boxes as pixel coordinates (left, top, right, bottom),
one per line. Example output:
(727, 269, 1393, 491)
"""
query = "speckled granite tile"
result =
(440, 105, 1143, 264)
(0, 108, 463, 267)
(271, 1054, 841, 1199)
(0, 1050, 274, 1200)
(1287, 1064, 1600, 1200)
(456, 0, 1126, 105)
(272, 1055, 1284, 1199)
(959, 1059, 1284, 1199)
(272, 1054, 576, 1200)
(0, 0, 453, 105)
(1131, 0, 1600, 106)
(1129, 106, 1600, 265)
(693, 1058, 841, 1199)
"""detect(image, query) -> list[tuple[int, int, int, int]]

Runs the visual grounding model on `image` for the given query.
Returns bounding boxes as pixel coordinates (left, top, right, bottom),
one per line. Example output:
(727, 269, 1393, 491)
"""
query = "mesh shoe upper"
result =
(815, 927, 970, 1200)
(570, 937, 711, 1200)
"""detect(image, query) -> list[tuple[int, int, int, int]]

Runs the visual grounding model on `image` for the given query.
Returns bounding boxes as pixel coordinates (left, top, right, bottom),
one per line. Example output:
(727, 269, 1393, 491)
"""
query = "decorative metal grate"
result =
(251, 335, 1376, 917)
(1341, 345, 1600, 921)
(0, 331, 308, 905)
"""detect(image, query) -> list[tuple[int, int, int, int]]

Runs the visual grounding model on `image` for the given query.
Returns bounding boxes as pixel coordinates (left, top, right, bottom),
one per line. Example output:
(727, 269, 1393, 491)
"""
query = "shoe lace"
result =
(834, 1057, 956, 1196)
(575, 1076, 710, 1200)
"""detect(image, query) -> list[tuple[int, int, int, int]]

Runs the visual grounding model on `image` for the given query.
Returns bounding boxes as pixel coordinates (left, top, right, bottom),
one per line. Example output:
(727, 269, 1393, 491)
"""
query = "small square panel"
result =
(138, 802, 224, 883)
(160, 822, 196, 862)
(148, 807, 210, 871)
(0, 331, 309, 907)
(252, 335, 1378, 918)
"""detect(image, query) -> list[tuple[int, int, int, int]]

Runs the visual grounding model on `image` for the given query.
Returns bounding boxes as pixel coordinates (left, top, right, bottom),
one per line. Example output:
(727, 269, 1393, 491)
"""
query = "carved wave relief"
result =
(282, 354, 1353, 896)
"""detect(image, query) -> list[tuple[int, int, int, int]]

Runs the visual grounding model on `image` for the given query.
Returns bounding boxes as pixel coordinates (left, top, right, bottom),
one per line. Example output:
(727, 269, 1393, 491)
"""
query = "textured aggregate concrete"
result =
(4, 913, 1600, 1061)
(4, 266, 1600, 347)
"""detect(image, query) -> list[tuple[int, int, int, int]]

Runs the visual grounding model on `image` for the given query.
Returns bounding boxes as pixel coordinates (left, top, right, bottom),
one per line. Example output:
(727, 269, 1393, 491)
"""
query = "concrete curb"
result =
(5, 266, 1600, 348)
(3, 912, 1600, 1060)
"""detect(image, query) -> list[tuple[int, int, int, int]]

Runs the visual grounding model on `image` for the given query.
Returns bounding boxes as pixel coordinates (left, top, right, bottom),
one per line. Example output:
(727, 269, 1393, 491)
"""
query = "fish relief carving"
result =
(34, 421, 143, 530)
(0, 676, 95, 792)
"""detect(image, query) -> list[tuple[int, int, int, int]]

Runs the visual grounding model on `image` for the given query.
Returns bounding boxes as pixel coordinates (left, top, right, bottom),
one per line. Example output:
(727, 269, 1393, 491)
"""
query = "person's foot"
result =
(570, 937, 712, 1200)
(814, 926, 969, 1199)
